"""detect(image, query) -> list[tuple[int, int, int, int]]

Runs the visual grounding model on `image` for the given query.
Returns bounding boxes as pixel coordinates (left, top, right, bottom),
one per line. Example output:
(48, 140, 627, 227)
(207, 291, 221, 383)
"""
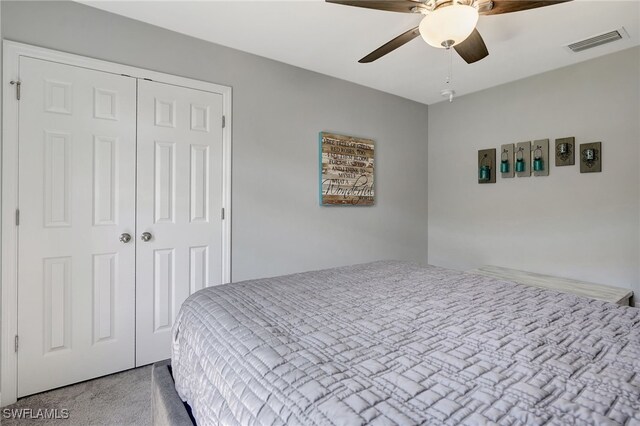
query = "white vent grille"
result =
(567, 29, 626, 53)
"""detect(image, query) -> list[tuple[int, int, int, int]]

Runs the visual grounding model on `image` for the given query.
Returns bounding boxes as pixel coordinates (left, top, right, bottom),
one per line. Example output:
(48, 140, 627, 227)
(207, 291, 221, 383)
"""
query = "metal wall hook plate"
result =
(478, 148, 496, 184)
(531, 139, 549, 177)
(515, 141, 531, 177)
(500, 143, 514, 179)
(580, 142, 602, 173)
(555, 137, 575, 166)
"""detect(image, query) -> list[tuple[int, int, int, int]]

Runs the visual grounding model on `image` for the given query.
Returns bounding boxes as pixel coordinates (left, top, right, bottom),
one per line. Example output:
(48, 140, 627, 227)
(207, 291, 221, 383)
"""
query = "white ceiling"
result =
(80, 0, 640, 105)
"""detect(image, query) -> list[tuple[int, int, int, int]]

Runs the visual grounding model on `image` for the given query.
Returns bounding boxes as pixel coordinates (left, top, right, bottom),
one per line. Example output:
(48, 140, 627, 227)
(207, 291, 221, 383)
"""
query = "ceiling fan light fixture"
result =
(419, 4, 479, 48)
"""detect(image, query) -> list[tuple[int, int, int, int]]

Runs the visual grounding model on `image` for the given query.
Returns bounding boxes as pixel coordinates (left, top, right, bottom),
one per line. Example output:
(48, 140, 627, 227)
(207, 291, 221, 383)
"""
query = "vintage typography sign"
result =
(319, 132, 375, 206)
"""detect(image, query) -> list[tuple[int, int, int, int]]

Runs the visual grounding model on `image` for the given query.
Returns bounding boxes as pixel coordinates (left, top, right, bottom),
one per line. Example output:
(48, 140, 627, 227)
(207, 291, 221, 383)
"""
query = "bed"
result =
(165, 261, 640, 425)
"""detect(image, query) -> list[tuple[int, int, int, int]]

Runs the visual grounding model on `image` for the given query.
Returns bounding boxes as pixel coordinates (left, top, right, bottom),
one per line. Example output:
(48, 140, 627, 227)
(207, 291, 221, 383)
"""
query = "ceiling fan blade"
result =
(479, 0, 572, 15)
(359, 26, 421, 63)
(326, 0, 421, 14)
(454, 29, 489, 64)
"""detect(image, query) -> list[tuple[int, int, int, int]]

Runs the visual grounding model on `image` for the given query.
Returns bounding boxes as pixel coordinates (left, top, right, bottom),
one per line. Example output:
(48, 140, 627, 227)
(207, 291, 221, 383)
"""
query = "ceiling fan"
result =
(327, 0, 572, 64)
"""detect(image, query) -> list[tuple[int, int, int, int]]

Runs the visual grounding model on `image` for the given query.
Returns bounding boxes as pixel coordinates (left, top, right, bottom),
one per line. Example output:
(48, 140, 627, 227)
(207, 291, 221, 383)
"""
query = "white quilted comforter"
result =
(172, 261, 640, 426)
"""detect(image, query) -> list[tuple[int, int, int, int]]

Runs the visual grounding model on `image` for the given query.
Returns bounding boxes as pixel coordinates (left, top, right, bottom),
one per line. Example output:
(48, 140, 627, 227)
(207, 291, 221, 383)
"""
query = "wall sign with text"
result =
(319, 132, 375, 206)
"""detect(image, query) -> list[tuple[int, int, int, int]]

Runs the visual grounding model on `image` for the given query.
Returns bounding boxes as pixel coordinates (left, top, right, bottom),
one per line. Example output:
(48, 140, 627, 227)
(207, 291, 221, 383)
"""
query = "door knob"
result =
(119, 233, 132, 243)
(141, 232, 153, 242)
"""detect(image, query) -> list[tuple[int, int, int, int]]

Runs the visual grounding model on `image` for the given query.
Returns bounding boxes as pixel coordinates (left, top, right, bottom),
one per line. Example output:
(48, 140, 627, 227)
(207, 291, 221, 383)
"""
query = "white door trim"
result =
(1, 40, 233, 406)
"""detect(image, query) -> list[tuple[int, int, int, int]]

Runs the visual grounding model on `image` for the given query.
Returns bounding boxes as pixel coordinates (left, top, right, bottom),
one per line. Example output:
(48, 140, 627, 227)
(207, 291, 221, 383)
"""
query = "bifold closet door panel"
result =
(17, 57, 137, 397)
(136, 79, 224, 366)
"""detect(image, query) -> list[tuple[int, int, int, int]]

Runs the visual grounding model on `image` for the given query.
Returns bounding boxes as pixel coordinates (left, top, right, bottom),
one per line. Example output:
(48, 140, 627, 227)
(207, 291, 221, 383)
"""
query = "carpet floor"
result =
(2, 366, 152, 426)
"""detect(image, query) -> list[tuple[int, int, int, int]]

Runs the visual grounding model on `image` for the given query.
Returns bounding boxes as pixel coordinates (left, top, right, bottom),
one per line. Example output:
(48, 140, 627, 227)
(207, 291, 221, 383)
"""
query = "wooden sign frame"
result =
(319, 132, 375, 206)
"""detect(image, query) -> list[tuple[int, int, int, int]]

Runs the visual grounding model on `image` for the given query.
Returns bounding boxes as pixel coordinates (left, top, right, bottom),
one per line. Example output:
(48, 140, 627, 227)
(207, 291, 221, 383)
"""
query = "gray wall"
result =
(428, 47, 640, 299)
(2, 1, 430, 281)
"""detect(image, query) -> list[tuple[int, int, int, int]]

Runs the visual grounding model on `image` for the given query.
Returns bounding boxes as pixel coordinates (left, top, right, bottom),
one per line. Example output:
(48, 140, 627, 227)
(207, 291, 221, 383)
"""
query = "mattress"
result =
(171, 261, 640, 425)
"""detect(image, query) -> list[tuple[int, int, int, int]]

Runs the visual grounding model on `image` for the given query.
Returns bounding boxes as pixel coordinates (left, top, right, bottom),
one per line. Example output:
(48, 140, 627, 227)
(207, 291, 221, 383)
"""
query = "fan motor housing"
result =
(418, 0, 493, 14)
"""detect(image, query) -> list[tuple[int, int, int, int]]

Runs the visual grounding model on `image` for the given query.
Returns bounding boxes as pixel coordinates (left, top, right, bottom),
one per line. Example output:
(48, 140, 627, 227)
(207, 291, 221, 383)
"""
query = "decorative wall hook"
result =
(531, 139, 549, 177)
(500, 143, 514, 179)
(479, 154, 491, 181)
(533, 146, 544, 172)
(583, 148, 596, 162)
(500, 150, 510, 173)
(580, 142, 602, 173)
(478, 148, 496, 184)
(558, 142, 570, 158)
(555, 137, 575, 167)
(515, 147, 526, 172)
(515, 141, 531, 177)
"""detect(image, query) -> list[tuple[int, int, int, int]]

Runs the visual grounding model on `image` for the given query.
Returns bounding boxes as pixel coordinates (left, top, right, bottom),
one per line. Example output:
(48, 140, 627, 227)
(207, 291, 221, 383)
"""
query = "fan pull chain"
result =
(441, 47, 455, 103)
(446, 46, 453, 85)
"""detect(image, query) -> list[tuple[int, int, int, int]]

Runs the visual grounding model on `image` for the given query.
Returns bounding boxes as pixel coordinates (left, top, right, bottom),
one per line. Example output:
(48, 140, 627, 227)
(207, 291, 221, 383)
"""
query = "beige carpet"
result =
(2, 366, 152, 426)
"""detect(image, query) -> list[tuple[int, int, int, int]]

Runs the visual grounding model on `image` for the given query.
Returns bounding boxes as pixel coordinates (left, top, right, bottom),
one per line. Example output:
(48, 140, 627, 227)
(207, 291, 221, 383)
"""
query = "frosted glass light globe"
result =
(419, 5, 479, 48)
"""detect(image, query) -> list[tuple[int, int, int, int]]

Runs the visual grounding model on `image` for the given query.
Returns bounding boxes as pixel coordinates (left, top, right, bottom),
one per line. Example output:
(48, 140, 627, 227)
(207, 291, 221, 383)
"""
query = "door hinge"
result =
(15, 209, 20, 226)
(15, 335, 18, 352)
(222, 115, 226, 129)
(10, 80, 21, 100)
(221, 208, 225, 220)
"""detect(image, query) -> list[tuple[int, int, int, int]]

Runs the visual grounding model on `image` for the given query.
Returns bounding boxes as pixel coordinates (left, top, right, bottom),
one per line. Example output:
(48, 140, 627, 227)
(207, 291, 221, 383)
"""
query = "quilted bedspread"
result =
(172, 261, 640, 426)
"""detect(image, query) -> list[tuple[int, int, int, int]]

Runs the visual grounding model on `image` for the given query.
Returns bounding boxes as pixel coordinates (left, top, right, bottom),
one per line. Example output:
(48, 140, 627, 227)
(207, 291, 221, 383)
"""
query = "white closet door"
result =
(136, 80, 224, 366)
(17, 57, 137, 397)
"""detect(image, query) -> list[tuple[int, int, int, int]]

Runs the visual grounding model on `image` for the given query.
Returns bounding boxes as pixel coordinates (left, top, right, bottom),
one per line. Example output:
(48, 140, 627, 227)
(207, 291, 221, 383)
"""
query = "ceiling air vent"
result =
(566, 28, 628, 53)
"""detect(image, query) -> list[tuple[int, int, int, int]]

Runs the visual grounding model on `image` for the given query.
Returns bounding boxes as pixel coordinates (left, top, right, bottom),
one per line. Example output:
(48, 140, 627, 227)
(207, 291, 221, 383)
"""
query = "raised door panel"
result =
(43, 257, 72, 353)
(93, 136, 118, 226)
(189, 246, 209, 294)
(44, 80, 73, 115)
(153, 249, 175, 331)
(93, 253, 117, 343)
(154, 142, 176, 224)
(93, 88, 118, 121)
(43, 131, 71, 228)
(190, 145, 209, 223)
